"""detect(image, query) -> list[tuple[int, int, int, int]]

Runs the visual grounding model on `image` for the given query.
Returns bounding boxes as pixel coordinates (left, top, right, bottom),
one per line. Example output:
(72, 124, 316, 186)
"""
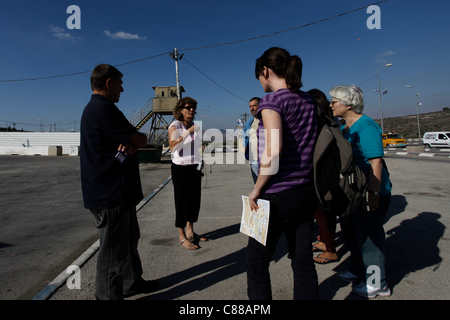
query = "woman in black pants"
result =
(168, 97, 207, 250)
(247, 47, 319, 300)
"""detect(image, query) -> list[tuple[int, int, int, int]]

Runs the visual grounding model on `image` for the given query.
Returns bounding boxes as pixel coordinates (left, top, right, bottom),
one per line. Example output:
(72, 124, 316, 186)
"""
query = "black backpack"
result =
(311, 100, 367, 218)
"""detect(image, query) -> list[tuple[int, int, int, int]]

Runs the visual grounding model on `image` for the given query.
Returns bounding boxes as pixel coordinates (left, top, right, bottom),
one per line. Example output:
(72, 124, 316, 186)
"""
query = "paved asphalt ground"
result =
(1, 152, 450, 303)
(0, 155, 171, 300)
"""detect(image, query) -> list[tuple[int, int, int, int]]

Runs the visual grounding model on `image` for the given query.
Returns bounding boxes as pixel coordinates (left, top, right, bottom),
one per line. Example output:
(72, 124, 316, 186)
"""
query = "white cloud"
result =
(377, 50, 395, 57)
(103, 30, 147, 40)
(49, 25, 74, 40)
(375, 50, 395, 63)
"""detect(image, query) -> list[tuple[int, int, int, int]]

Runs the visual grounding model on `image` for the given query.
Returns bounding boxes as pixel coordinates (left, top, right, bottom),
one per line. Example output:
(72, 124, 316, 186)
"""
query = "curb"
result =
(136, 176, 172, 212)
(32, 240, 100, 300)
(384, 150, 450, 159)
(31, 176, 172, 300)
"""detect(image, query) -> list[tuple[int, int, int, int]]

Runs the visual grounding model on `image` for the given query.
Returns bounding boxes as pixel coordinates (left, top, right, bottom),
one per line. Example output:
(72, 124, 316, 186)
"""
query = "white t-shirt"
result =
(169, 120, 201, 165)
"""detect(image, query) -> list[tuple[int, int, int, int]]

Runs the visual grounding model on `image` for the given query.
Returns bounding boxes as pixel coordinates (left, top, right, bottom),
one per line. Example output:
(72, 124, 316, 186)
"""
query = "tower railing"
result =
(129, 98, 154, 130)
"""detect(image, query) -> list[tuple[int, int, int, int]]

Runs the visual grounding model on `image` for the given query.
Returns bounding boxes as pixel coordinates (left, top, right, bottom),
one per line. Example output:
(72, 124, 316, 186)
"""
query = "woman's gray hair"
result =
(329, 84, 364, 114)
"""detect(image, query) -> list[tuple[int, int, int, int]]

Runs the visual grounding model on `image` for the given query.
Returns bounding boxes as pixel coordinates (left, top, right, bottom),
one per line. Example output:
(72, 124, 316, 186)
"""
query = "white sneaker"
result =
(352, 281, 391, 299)
(337, 270, 359, 283)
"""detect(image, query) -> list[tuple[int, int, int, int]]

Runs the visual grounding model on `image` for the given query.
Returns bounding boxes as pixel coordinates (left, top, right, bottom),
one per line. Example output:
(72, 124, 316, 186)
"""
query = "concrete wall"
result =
(0, 132, 80, 156)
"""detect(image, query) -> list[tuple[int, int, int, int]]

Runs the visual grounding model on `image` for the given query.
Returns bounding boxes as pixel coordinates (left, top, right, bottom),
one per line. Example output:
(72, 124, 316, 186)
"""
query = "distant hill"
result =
(373, 107, 450, 139)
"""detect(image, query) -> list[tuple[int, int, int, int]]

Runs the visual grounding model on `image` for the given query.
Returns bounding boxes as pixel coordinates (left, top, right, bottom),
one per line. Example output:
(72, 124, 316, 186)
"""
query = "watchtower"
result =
(152, 86, 184, 114)
(129, 85, 185, 145)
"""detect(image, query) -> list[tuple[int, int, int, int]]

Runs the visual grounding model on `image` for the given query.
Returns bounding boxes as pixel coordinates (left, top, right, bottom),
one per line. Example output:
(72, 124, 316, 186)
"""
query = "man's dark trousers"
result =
(90, 205, 143, 300)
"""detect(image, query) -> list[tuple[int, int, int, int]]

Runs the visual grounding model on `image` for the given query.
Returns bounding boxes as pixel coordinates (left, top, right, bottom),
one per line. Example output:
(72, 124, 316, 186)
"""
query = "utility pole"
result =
(169, 48, 184, 100)
(407, 85, 421, 138)
(39, 119, 45, 132)
(240, 112, 250, 124)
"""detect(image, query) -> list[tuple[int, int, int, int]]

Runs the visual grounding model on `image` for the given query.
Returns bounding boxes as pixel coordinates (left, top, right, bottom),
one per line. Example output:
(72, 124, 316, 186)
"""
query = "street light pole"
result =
(376, 63, 392, 134)
(406, 85, 421, 138)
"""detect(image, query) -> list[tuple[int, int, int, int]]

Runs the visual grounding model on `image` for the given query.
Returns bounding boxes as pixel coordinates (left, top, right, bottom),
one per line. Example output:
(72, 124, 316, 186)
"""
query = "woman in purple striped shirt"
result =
(246, 47, 319, 300)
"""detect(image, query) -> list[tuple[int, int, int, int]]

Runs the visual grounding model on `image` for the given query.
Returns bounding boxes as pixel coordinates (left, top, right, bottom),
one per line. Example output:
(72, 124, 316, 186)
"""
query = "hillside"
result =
(373, 107, 450, 139)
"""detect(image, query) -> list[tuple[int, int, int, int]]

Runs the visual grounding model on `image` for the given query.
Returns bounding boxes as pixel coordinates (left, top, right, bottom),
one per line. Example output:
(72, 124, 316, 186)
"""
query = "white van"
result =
(423, 132, 450, 148)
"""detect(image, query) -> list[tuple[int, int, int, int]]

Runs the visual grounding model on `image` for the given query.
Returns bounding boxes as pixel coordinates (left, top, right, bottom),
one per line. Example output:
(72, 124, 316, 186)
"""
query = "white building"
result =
(0, 132, 80, 156)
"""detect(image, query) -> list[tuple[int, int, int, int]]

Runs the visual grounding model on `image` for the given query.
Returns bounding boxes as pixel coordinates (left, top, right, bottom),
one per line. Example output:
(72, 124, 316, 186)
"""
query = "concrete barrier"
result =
(406, 145, 425, 153)
(48, 146, 62, 156)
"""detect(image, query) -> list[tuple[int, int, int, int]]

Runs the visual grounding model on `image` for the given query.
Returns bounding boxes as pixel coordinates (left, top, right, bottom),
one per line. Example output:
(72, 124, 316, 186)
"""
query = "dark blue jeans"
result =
(246, 184, 319, 300)
(340, 194, 391, 288)
(90, 205, 143, 300)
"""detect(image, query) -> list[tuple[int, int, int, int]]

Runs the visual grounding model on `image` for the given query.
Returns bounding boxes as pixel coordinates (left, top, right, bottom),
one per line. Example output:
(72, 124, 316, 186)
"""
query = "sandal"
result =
(312, 245, 324, 252)
(314, 253, 338, 264)
(312, 241, 325, 252)
(187, 233, 208, 242)
(180, 238, 198, 250)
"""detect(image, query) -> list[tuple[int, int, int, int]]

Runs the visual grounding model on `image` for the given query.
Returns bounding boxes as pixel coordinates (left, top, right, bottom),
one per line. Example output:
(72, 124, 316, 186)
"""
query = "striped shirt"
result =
(257, 89, 318, 193)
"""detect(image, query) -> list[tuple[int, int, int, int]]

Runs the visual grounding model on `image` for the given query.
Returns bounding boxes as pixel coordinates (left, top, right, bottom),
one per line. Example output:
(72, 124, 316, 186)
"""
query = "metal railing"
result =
(129, 98, 154, 129)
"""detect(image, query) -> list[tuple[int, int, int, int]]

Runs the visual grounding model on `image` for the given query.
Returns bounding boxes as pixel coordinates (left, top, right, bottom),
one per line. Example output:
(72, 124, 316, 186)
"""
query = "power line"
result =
(358, 74, 377, 86)
(180, 0, 388, 51)
(0, 1, 387, 83)
(183, 57, 247, 101)
(0, 52, 171, 83)
(0, 70, 91, 83)
(0, 119, 79, 130)
(0, 119, 39, 127)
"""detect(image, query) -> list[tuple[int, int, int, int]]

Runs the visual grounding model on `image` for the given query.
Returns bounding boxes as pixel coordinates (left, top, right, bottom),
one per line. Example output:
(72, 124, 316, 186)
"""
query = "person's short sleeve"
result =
(358, 124, 384, 160)
(257, 94, 282, 119)
(98, 105, 136, 145)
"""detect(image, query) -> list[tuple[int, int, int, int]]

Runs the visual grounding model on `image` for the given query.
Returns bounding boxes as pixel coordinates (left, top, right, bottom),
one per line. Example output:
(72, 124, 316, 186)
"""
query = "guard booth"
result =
(130, 86, 185, 163)
(152, 86, 180, 113)
(147, 86, 185, 144)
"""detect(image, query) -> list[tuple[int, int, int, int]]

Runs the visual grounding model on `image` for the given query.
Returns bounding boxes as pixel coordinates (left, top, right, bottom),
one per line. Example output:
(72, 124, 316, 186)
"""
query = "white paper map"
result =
(240, 196, 270, 246)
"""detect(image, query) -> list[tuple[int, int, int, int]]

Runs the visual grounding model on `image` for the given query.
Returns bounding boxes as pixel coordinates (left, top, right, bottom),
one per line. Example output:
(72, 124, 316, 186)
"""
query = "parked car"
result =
(382, 133, 407, 148)
(423, 132, 450, 148)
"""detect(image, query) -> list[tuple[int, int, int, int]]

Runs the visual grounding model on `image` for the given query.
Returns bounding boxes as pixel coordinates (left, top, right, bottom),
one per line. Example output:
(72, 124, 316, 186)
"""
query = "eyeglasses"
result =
(181, 105, 196, 110)
(330, 100, 340, 105)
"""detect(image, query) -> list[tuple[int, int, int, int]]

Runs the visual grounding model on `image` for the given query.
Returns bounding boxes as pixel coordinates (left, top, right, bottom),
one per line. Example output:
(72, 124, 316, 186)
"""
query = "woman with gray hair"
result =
(329, 84, 392, 298)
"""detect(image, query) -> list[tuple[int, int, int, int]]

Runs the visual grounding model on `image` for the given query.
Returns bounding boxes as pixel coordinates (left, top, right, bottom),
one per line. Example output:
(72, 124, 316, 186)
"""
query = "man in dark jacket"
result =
(80, 64, 158, 300)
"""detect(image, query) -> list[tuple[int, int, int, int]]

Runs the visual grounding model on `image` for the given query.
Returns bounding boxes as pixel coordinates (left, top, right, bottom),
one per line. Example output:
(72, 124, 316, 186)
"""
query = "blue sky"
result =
(1, 0, 449, 133)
